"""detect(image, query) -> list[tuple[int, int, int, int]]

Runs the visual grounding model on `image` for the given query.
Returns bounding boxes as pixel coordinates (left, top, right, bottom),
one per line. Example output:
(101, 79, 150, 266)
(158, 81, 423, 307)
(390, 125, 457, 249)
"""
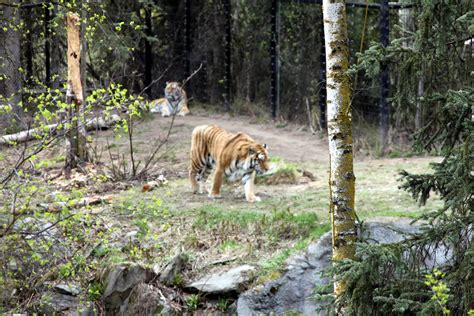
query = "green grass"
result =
(105, 156, 442, 280)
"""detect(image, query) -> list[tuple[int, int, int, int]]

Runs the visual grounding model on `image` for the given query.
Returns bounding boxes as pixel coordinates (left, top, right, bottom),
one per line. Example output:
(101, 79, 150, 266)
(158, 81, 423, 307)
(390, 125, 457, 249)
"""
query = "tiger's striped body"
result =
(189, 125, 269, 202)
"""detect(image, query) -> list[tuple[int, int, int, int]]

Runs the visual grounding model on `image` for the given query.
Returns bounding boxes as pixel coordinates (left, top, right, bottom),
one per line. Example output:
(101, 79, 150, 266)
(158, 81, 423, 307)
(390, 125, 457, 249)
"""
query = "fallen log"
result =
(37, 194, 113, 213)
(0, 114, 121, 147)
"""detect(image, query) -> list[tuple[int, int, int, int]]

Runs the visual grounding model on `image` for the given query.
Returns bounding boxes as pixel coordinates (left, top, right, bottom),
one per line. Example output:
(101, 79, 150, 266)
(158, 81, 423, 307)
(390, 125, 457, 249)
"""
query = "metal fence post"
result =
(223, 0, 232, 110)
(379, 0, 390, 152)
(270, 0, 280, 119)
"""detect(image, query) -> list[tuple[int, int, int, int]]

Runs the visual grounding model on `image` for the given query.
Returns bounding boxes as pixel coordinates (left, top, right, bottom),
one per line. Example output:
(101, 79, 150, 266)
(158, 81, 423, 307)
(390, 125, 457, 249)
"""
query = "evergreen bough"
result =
(320, 0, 473, 314)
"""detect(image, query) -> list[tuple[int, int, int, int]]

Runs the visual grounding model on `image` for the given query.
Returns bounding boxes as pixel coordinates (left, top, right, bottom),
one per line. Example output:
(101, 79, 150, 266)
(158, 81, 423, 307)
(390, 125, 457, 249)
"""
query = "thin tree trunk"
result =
(322, 0, 358, 308)
(81, 3, 88, 109)
(44, 3, 51, 86)
(144, 7, 153, 98)
(415, 68, 424, 130)
(24, 9, 34, 85)
(65, 13, 90, 171)
(399, 2, 424, 130)
(0, 1, 22, 127)
(50, 2, 61, 90)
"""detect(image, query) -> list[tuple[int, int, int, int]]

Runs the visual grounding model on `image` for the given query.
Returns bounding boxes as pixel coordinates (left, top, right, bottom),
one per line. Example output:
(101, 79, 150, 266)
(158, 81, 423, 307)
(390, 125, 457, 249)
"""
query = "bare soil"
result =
(95, 111, 329, 177)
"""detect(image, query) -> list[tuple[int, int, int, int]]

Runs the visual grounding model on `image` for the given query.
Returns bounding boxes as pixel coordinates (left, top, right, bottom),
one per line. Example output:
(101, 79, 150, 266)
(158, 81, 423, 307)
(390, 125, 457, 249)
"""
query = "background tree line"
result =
(4, 0, 471, 146)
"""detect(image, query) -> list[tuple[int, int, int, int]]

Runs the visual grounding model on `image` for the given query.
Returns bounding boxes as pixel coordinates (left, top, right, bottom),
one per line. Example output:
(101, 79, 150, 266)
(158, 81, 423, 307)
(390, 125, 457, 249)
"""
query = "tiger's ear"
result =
(263, 144, 268, 150)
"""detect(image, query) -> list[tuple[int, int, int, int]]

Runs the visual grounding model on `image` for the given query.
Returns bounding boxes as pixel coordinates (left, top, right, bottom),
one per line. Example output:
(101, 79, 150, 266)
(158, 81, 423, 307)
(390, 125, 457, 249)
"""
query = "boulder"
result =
(54, 282, 82, 296)
(119, 283, 173, 316)
(237, 217, 453, 316)
(102, 264, 156, 310)
(156, 253, 189, 285)
(238, 232, 331, 316)
(38, 291, 96, 316)
(188, 265, 256, 295)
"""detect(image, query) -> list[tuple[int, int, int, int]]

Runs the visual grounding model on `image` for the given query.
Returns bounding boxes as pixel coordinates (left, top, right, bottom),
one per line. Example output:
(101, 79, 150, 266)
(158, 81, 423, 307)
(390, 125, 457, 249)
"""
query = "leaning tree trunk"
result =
(65, 13, 90, 172)
(322, 0, 358, 309)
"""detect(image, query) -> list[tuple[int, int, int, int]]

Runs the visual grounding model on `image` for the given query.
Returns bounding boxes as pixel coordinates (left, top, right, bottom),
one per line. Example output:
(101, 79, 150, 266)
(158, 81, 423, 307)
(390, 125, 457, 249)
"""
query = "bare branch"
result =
(182, 63, 203, 87)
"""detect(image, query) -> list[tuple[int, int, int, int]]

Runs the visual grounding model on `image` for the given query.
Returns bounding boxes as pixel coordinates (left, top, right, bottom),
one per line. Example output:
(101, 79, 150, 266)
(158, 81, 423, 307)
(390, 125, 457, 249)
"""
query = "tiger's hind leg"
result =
(190, 165, 212, 194)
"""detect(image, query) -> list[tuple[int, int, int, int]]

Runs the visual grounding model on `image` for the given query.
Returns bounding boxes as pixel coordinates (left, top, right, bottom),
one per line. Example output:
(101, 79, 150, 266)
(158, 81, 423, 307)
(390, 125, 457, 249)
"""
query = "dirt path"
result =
(143, 113, 329, 165)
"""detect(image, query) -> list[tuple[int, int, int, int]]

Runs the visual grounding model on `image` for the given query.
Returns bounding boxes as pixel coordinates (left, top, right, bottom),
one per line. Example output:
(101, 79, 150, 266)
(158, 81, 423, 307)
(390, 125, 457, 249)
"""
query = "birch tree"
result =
(322, 0, 358, 305)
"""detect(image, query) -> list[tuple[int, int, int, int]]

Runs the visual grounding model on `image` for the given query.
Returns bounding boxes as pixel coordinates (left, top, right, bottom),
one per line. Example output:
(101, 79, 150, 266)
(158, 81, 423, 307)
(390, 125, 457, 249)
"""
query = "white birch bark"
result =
(322, 0, 358, 302)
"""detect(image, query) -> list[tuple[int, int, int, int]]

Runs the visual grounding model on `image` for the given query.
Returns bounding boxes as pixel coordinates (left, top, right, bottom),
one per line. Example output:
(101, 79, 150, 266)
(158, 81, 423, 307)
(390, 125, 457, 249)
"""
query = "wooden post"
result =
(322, 0, 358, 309)
(65, 13, 90, 171)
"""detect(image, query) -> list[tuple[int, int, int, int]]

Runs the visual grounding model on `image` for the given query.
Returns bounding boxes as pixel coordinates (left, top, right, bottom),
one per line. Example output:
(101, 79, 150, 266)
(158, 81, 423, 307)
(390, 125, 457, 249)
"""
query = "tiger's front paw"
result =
(208, 192, 221, 200)
(247, 196, 261, 203)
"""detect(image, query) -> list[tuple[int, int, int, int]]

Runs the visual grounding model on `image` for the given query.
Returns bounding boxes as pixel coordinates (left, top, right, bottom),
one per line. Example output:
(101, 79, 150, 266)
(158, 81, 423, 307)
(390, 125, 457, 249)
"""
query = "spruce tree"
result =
(324, 1, 473, 314)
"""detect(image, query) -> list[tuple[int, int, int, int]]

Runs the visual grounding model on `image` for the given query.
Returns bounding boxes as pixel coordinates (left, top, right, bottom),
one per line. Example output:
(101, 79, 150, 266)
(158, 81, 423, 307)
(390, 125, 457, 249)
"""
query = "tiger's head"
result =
(247, 143, 269, 175)
(164, 81, 183, 103)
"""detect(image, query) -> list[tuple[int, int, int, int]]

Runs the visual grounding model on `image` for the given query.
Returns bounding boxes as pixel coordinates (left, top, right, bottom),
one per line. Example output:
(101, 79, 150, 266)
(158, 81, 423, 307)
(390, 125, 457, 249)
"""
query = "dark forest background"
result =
(3, 0, 471, 146)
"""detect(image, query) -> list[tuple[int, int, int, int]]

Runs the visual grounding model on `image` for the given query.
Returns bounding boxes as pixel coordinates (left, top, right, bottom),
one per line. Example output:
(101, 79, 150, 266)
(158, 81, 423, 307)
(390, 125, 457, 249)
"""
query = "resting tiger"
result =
(149, 81, 189, 117)
(189, 125, 269, 203)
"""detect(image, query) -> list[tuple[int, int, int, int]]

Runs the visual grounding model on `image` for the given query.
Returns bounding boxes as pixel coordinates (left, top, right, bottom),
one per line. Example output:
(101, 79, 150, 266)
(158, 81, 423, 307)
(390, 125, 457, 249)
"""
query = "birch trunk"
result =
(322, 0, 358, 304)
(65, 13, 90, 171)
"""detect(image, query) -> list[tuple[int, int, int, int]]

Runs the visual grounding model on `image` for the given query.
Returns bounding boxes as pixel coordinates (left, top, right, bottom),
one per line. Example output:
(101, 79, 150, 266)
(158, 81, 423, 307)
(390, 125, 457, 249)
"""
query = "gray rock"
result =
(237, 218, 453, 316)
(40, 291, 79, 312)
(102, 263, 156, 310)
(157, 253, 189, 285)
(38, 292, 96, 315)
(238, 233, 331, 316)
(188, 265, 256, 294)
(54, 282, 82, 296)
(119, 283, 172, 316)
